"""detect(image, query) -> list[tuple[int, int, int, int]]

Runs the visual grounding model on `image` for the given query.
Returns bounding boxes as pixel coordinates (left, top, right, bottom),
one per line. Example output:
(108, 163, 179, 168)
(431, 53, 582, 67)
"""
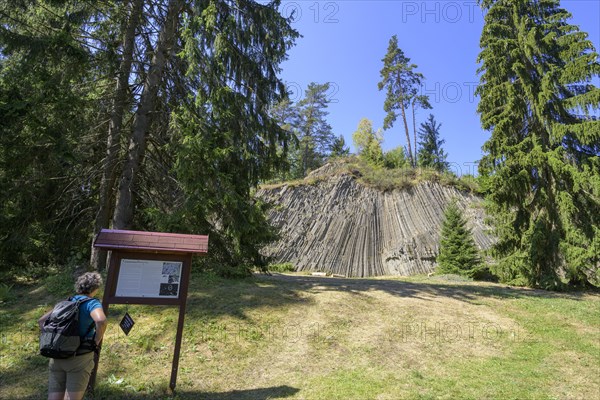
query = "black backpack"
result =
(39, 297, 95, 359)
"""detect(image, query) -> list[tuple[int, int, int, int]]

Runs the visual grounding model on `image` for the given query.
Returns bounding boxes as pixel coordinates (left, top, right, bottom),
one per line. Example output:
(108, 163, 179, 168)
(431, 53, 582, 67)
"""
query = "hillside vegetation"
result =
(2, 270, 598, 399)
(262, 157, 480, 194)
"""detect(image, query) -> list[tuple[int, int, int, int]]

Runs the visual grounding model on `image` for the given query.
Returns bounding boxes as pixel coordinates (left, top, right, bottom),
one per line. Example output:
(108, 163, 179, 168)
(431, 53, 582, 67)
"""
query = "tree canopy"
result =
(269, 82, 338, 179)
(0, 0, 299, 274)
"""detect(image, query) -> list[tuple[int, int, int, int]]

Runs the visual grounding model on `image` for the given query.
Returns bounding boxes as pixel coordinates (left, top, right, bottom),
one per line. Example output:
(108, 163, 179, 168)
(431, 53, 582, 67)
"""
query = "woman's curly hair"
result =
(75, 272, 103, 295)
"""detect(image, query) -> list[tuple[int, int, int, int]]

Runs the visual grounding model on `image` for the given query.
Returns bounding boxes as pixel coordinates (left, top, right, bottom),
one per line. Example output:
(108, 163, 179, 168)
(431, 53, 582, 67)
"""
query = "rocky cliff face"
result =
(257, 165, 493, 277)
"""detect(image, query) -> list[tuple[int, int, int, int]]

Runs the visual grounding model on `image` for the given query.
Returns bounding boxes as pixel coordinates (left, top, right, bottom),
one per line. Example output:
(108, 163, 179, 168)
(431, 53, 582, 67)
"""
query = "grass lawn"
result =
(1, 271, 599, 399)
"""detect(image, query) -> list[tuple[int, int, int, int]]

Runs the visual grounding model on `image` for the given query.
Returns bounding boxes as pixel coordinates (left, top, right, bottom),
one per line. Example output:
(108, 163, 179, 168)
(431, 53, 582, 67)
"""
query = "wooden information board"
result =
(105, 252, 190, 305)
(92, 229, 208, 392)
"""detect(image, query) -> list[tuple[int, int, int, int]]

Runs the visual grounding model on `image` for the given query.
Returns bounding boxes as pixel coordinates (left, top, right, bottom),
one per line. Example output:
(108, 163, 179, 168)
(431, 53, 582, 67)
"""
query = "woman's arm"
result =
(90, 308, 108, 346)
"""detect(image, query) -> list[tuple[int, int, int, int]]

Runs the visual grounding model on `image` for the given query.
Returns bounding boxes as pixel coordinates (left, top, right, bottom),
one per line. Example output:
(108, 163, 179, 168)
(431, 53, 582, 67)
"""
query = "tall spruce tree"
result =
(0, 1, 106, 269)
(437, 201, 481, 276)
(417, 114, 449, 172)
(293, 82, 336, 176)
(412, 94, 432, 165)
(168, 0, 299, 269)
(477, 0, 600, 288)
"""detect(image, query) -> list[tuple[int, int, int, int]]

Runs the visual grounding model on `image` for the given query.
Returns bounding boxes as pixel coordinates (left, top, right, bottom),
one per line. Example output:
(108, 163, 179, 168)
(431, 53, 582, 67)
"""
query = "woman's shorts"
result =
(48, 352, 95, 394)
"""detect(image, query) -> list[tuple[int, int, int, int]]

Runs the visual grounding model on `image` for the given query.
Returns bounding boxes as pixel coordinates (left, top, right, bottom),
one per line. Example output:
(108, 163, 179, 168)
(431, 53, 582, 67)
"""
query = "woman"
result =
(38, 272, 107, 400)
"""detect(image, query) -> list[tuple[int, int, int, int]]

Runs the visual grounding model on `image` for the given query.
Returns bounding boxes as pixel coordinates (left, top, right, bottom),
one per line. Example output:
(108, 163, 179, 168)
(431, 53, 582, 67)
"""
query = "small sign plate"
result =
(119, 312, 135, 335)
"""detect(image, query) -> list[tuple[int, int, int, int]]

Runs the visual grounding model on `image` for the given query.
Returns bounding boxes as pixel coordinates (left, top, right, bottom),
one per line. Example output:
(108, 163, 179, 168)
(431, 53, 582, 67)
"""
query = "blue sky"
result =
(276, 0, 600, 175)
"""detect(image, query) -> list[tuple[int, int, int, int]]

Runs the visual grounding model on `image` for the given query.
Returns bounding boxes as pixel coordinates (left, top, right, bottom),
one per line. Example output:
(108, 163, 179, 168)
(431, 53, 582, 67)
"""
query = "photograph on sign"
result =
(115, 259, 182, 298)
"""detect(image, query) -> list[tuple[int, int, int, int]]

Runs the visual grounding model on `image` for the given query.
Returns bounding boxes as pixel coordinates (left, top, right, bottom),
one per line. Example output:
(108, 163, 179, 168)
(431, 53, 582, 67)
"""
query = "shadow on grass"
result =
(5, 386, 300, 400)
(0, 272, 312, 332)
(1, 354, 300, 400)
(0, 353, 50, 400)
(6, 267, 595, 336)
(90, 385, 300, 400)
(184, 276, 314, 321)
(4, 271, 595, 336)
(257, 273, 598, 304)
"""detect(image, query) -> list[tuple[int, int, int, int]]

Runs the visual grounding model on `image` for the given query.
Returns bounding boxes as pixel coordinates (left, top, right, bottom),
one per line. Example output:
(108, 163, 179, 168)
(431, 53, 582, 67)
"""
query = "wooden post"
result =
(87, 253, 117, 393)
(169, 253, 192, 391)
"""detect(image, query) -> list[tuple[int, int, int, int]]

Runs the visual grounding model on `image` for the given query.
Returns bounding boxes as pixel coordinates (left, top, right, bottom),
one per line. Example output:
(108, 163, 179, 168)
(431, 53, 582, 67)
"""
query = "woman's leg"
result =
(47, 359, 66, 400)
(63, 353, 95, 400)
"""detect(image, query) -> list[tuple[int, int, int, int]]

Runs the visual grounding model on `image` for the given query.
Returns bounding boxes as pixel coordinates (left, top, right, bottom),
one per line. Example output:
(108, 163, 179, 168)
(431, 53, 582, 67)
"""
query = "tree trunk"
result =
(412, 101, 417, 167)
(90, 0, 144, 271)
(397, 72, 414, 167)
(400, 101, 413, 167)
(112, 0, 183, 230)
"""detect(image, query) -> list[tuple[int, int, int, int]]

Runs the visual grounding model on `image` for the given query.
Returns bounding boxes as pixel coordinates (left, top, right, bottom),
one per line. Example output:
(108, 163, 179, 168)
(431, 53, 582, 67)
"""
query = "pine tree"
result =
(477, 0, 600, 288)
(417, 114, 449, 172)
(169, 0, 299, 269)
(378, 35, 428, 167)
(437, 201, 481, 276)
(91, 0, 145, 271)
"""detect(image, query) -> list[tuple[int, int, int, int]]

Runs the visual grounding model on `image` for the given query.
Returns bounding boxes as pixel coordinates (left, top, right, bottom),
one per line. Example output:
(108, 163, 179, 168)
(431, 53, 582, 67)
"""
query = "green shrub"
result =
(456, 174, 480, 193)
(383, 146, 408, 169)
(268, 262, 296, 272)
(0, 283, 14, 302)
(468, 265, 499, 282)
(199, 259, 253, 278)
(417, 167, 441, 184)
(354, 162, 415, 191)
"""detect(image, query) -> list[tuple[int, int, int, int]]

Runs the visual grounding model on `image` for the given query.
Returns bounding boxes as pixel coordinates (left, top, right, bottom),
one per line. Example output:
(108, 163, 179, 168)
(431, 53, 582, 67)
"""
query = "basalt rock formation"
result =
(257, 163, 494, 277)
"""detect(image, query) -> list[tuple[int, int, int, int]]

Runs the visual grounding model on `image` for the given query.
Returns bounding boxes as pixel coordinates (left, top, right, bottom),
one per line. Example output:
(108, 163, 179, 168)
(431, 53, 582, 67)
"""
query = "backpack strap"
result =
(68, 295, 94, 305)
(83, 320, 95, 337)
(70, 295, 99, 355)
(68, 295, 96, 336)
